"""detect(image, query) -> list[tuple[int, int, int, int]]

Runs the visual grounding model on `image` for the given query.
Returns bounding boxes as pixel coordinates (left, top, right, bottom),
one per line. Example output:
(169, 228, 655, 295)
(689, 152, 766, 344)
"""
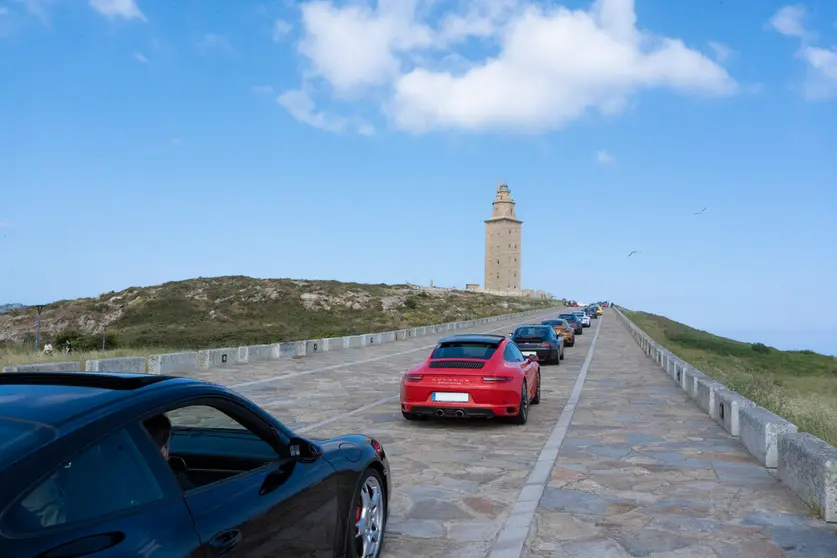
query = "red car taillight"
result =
(370, 439, 385, 460)
(404, 374, 423, 381)
(482, 376, 513, 382)
(539, 342, 553, 348)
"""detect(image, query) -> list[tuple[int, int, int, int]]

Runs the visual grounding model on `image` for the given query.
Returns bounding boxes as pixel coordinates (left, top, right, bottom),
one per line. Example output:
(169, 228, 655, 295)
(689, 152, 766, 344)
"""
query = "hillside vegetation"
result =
(624, 309, 837, 446)
(1, 276, 558, 368)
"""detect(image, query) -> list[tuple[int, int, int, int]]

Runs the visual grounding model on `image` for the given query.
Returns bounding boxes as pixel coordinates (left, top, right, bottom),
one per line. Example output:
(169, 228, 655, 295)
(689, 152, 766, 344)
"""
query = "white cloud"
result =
(436, 0, 522, 44)
(0, 221, 10, 228)
(769, 6, 837, 100)
(596, 149, 615, 164)
(277, 89, 349, 133)
(253, 85, 275, 94)
(391, 2, 737, 133)
(298, 0, 434, 96)
(133, 52, 148, 63)
(197, 33, 233, 53)
(286, 0, 737, 134)
(89, 0, 145, 22)
(708, 41, 732, 63)
(272, 18, 292, 41)
(799, 45, 837, 100)
(277, 89, 375, 135)
(769, 5, 808, 38)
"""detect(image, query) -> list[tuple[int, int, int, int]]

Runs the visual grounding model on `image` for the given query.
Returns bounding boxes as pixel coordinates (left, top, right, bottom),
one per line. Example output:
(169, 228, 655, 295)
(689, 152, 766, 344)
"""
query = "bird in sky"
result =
(628, 251, 640, 257)
(694, 207, 707, 215)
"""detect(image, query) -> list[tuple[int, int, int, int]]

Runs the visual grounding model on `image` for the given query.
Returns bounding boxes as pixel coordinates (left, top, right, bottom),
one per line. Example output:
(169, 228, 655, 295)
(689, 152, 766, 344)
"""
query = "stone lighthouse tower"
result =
(484, 179, 522, 292)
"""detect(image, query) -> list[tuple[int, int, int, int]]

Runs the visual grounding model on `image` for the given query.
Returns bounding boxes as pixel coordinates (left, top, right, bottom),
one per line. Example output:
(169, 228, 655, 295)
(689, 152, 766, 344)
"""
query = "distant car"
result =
(0, 372, 392, 558)
(559, 313, 583, 335)
(541, 319, 574, 348)
(584, 307, 598, 319)
(400, 334, 540, 424)
(572, 311, 590, 327)
(595, 305, 603, 316)
(511, 325, 563, 364)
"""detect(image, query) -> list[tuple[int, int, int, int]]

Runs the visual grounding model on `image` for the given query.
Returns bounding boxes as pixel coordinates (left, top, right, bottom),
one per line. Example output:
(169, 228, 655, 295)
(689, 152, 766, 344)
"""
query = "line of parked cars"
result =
(399, 303, 606, 427)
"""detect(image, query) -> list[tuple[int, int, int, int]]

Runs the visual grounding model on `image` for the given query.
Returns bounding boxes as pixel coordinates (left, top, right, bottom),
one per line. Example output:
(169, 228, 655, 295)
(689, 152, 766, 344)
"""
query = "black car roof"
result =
(0, 372, 187, 428)
(437, 334, 506, 345)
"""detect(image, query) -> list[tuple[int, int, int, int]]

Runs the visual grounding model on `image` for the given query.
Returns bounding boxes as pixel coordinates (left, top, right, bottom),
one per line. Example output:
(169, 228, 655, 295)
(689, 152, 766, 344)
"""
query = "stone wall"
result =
(613, 306, 837, 523)
(3, 306, 553, 379)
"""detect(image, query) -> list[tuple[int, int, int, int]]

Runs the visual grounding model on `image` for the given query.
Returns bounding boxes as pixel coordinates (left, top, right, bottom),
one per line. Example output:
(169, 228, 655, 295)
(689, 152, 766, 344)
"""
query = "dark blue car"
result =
(0, 372, 391, 558)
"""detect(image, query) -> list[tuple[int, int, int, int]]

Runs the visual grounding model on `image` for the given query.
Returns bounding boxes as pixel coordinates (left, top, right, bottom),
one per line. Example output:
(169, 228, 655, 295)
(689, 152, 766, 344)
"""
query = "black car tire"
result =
(509, 380, 529, 425)
(531, 373, 541, 404)
(550, 350, 560, 365)
(568, 339, 575, 347)
(345, 468, 388, 558)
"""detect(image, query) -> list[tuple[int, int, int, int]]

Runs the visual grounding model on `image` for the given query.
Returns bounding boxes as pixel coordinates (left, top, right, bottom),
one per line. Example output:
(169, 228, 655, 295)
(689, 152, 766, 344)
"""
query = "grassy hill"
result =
(623, 309, 837, 446)
(0, 276, 559, 367)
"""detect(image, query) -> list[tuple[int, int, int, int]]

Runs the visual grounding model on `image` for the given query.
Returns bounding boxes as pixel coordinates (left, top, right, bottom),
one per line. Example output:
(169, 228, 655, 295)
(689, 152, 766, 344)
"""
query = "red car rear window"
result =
(431, 343, 498, 360)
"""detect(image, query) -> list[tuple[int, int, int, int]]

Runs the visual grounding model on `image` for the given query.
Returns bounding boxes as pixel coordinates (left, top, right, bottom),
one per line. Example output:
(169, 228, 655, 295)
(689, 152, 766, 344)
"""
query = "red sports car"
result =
(400, 334, 540, 424)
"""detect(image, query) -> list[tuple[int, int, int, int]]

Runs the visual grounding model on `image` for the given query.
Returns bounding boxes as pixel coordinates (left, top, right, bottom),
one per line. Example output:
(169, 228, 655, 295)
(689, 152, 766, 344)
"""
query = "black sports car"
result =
(0, 372, 390, 558)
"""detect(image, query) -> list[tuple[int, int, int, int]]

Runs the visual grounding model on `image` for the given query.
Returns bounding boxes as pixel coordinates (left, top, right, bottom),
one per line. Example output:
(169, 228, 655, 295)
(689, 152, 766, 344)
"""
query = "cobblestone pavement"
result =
(522, 311, 837, 558)
(188, 307, 595, 557)
(184, 309, 837, 558)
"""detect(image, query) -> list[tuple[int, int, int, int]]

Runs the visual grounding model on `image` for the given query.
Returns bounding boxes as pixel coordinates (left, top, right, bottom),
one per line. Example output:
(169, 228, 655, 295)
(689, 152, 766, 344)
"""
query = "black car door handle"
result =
(210, 529, 242, 554)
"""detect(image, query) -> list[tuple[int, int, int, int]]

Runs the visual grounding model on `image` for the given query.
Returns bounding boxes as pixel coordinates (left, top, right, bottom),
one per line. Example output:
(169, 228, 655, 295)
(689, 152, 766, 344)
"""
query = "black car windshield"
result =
(0, 418, 57, 467)
(559, 314, 577, 321)
(513, 327, 551, 340)
(431, 342, 498, 359)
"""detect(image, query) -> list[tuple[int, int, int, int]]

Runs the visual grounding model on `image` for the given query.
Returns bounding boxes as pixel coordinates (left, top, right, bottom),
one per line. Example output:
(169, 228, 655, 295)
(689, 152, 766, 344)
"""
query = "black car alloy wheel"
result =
(347, 468, 387, 558)
(511, 380, 529, 425)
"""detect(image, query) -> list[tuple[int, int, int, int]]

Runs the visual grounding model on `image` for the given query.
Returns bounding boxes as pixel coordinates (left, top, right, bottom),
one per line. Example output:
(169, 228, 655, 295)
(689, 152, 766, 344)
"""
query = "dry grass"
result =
(624, 309, 837, 447)
(1, 346, 184, 371)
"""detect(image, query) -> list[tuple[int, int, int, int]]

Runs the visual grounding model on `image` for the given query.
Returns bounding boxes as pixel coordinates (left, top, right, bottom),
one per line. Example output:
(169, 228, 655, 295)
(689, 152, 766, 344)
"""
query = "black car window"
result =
(4, 428, 164, 534)
(166, 405, 249, 431)
(513, 327, 550, 340)
(147, 404, 280, 493)
(504, 343, 525, 362)
(431, 342, 497, 360)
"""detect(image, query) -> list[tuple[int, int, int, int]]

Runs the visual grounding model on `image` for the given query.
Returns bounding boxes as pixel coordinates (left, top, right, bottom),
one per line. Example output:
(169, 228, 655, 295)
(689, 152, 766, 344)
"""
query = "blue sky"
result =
(1, 0, 836, 355)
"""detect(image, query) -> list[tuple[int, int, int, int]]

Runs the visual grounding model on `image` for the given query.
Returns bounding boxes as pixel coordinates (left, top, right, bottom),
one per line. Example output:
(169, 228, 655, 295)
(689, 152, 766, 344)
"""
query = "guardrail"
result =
(612, 306, 837, 523)
(3, 306, 556, 376)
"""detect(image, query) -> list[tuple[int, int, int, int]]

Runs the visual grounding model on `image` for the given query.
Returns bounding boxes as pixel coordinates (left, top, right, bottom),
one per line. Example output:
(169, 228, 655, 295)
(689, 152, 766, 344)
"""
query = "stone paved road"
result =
(182, 309, 837, 558)
(523, 310, 837, 558)
(184, 307, 593, 557)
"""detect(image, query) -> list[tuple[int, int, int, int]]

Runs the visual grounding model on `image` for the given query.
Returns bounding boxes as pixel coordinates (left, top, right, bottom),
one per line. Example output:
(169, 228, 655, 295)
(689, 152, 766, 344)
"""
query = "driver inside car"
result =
(143, 413, 194, 491)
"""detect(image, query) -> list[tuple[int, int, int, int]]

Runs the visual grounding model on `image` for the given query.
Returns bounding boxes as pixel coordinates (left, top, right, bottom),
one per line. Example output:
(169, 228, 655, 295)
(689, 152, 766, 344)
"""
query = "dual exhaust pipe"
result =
(435, 409, 466, 418)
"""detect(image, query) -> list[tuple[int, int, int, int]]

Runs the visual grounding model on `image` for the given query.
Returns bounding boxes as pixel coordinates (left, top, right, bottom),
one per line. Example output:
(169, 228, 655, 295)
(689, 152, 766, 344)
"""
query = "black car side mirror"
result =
(289, 436, 323, 461)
